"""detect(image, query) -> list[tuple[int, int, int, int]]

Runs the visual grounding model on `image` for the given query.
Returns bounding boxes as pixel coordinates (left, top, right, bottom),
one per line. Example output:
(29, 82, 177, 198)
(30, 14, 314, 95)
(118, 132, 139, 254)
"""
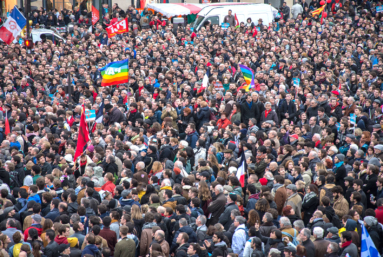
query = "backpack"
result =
(238, 227, 250, 241)
(332, 215, 342, 229)
(209, 109, 217, 121)
(322, 186, 334, 205)
(9, 171, 20, 189)
(282, 229, 299, 246)
(334, 3, 340, 12)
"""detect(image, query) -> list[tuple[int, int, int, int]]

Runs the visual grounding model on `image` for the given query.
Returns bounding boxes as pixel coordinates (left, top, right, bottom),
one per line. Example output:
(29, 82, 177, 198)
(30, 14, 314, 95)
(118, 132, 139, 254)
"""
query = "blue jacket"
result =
(232, 224, 247, 257)
(186, 131, 199, 148)
(45, 208, 60, 221)
(154, 110, 162, 124)
(119, 198, 141, 207)
(28, 193, 41, 204)
(82, 244, 100, 257)
(245, 194, 258, 216)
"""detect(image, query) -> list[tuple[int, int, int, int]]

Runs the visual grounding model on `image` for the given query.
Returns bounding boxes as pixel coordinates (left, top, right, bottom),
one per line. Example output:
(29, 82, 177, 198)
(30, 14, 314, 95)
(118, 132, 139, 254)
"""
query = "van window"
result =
(44, 33, 54, 42)
(206, 16, 219, 25)
(193, 15, 205, 29)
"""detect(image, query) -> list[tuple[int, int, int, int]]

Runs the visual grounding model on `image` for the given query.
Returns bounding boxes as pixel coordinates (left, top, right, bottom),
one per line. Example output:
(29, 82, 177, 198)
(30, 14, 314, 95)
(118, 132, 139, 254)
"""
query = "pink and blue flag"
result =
(0, 8, 26, 45)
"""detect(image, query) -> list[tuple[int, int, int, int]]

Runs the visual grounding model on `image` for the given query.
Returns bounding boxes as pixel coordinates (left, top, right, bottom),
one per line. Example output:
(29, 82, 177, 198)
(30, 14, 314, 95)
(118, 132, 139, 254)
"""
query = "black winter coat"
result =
(240, 101, 259, 126)
(179, 114, 195, 134)
(104, 162, 118, 176)
(302, 195, 319, 225)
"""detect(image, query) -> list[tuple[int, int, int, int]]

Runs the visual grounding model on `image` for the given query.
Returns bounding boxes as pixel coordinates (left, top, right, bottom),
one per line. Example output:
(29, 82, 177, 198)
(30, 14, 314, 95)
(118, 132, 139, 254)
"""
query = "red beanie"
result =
(259, 178, 268, 186)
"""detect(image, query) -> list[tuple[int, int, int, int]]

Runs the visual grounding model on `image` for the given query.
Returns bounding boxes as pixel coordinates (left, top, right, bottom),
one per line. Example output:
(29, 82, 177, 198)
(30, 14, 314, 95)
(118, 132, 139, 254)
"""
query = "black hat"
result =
(87, 181, 94, 188)
(229, 193, 237, 202)
(26, 125, 34, 132)
(105, 103, 113, 111)
(58, 244, 70, 253)
(4, 103, 11, 109)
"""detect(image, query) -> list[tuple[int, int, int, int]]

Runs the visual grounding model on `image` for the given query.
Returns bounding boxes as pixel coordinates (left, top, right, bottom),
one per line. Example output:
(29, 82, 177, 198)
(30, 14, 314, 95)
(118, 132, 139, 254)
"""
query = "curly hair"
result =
(198, 181, 212, 201)
(255, 198, 270, 212)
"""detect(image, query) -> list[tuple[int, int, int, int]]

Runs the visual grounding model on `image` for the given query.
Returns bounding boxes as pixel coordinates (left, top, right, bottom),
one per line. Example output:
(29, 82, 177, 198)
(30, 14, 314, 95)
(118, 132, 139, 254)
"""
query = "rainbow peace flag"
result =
(99, 59, 129, 87)
(239, 64, 255, 92)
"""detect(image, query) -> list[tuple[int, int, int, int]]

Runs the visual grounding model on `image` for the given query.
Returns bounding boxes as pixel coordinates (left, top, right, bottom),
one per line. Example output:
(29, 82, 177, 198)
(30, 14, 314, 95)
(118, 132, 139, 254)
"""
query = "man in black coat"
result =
(240, 94, 259, 127)
(279, 93, 297, 122)
(44, 230, 60, 257)
(218, 194, 239, 231)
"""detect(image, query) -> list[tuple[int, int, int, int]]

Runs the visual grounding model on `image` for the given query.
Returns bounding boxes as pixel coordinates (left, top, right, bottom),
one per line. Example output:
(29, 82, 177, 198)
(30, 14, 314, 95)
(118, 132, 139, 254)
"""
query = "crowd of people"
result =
(1, 0, 383, 257)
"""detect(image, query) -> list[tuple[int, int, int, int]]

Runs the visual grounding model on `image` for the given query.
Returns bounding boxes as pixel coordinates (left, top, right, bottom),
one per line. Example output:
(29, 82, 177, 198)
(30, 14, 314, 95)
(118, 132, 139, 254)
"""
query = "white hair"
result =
(136, 161, 145, 170)
(163, 179, 171, 187)
(280, 217, 291, 227)
(313, 133, 321, 140)
(180, 140, 189, 148)
(175, 161, 183, 169)
(215, 184, 223, 193)
(329, 146, 338, 154)
(313, 227, 324, 239)
(310, 151, 318, 158)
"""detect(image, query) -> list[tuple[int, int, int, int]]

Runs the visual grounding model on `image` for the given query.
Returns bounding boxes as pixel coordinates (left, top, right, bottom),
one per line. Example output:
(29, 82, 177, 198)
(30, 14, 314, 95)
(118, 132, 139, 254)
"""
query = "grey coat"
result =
(339, 243, 358, 257)
(218, 202, 239, 231)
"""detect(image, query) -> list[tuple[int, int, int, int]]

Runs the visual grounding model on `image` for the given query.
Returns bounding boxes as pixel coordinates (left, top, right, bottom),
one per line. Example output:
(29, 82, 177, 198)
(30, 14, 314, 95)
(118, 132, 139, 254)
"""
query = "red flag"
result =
(92, 5, 99, 25)
(73, 105, 90, 162)
(106, 18, 128, 38)
(4, 114, 10, 136)
(234, 13, 239, 27)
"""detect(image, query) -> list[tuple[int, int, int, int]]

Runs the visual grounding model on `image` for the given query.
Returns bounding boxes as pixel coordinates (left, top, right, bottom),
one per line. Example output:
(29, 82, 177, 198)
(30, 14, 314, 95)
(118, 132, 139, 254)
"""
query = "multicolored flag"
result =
(312, 4, 326, 17)
(236, 151, 247, 187)
(106, 18, 128, 38)
(4, 111, 10, 136)
(0, 8, 26, 45)
(238, 64, 255, 92)
(99, 59, 129, 87)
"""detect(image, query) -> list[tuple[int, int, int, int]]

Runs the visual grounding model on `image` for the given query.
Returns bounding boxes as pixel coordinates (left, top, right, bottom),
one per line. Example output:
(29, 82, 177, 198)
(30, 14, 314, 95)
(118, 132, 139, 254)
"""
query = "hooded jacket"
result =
(82, 244, 100, 257)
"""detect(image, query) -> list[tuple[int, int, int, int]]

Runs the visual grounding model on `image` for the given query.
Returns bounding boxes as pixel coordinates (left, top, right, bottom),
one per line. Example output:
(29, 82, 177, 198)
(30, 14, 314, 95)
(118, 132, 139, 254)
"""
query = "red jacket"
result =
(217, 118, 231, 129)
(102, 181, 116, 196)
(24, 225, 43, 241)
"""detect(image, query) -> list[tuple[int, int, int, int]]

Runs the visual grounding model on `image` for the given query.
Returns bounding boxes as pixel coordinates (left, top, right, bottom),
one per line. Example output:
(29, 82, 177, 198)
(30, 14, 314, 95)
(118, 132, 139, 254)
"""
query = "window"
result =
(206, 16, 219, 25)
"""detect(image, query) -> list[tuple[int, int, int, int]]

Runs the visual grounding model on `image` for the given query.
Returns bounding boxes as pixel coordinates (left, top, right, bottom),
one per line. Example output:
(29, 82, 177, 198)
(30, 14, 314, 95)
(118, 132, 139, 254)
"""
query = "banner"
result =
(92, 5, 99, 25)
(106, 18, 128, 38)
(85, 110, 96, 121)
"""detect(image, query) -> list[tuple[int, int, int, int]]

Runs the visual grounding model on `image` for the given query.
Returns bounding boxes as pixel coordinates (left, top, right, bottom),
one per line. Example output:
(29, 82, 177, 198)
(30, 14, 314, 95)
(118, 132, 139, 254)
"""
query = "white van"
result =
(192, 4, 278, 32)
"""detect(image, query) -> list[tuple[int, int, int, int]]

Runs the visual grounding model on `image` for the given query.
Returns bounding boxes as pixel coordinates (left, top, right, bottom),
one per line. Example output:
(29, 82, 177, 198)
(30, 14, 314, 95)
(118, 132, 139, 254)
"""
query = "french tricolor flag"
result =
(0, 8, 26, 45)
(236, 151, 247, 188)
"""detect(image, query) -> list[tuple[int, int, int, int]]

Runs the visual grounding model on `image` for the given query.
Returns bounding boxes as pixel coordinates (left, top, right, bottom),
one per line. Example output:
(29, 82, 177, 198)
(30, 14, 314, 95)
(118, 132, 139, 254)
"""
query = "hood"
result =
(143, 222, 157, 229)
(273, 183, 283, 190)
(345, 219, 357, 231)
(215, 241, 227, 247)
(165, 160, 174, 170)
(85, 244, 99, 254)
(54, 235, 69, 245)
(93, 166, 103, 177)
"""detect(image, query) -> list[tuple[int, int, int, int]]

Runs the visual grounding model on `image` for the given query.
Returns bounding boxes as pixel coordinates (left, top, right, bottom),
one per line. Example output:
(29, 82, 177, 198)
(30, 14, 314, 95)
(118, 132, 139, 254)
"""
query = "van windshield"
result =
(193, 15, 205, 30)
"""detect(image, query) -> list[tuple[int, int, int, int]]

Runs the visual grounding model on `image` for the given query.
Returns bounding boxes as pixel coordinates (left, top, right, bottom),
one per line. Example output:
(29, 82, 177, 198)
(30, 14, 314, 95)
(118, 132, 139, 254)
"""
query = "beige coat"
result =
(333, 195, 349, 218)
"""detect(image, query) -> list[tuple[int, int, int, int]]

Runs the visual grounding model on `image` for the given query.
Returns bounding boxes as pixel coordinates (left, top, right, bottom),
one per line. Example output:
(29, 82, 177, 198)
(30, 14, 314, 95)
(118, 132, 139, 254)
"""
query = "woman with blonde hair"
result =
(40, 219, 53, 247)
(132, 205, 145, 239)
(150, 161, 163, 179)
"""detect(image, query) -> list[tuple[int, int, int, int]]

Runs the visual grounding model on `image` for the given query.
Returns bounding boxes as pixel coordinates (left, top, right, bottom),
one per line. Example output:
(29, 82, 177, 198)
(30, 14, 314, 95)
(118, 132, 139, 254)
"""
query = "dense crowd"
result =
(0, 0, 383, 257)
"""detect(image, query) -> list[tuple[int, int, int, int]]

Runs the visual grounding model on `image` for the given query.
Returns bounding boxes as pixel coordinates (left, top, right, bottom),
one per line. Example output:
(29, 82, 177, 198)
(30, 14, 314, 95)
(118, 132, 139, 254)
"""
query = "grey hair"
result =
(280, 217, 291, 227)
(328, 242, 339, 253)
(215, 184, 223, 193)
(293, 220, 304, 230)
(198, 215, 207, 225)
(302, 228, 311, 239)
(313, 227, 324, 239)
(264, 172, 274, 180)
(356, 150, 364, 157)
(209, 146, 217, 155)
(309, 151, 318, 158)
(71, 214, 81, 223)
(235, 216, 246, 224)
(179, 218, 188, 227)
(231, 209, 241, 217)
(136, 161, 145, 170)
(329, 146, 338, 154)
(264, 212, 273, 222)
(2, 140, 9, 147)
(313, 133, 321, 140)
(264, 102, 271, 107)
(248, 136, 257, 143)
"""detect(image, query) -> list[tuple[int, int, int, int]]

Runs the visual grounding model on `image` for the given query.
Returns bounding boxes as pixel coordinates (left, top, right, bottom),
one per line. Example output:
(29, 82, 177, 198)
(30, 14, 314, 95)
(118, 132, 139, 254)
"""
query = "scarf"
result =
(130, 109, 137, 114)
(303, 191, 317, 204)
(256, 153, 266, 163)
(331, 102, 339, 110)
(153, 93, 159, 100)
(80, 159, 87, 167)
(123, 95, 128, 105)
(315, 140, 321, 148)
(264, 109, 271, 118)
(341, 241, 352, 249)
(332, 161, 344, 173)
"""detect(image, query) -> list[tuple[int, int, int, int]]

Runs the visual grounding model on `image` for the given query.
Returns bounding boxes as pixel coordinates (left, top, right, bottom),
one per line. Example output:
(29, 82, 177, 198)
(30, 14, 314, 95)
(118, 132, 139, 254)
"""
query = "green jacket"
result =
(114, 237, 136, 257)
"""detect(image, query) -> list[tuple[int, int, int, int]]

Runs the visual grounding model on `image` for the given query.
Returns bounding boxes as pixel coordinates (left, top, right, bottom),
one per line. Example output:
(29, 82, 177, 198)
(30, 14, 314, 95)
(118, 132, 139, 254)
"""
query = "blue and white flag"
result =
(361, 224, 381, 257)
